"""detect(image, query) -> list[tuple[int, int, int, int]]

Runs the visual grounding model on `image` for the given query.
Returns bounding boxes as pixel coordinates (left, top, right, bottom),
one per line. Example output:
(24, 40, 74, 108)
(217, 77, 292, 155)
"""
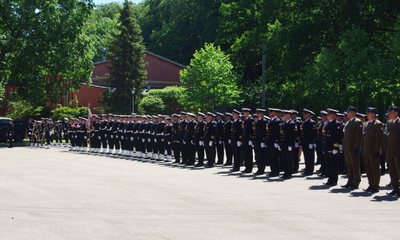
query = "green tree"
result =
(101, 0, 147, 114)
(180, 43, 242, 111)
(0, 0, 95, 106)
(138, 86, 185, 114)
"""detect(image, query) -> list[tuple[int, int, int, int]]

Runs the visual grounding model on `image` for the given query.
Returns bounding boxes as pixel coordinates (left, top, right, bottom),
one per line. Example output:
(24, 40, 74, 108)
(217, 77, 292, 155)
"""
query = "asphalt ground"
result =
(0, 147, 399, 240)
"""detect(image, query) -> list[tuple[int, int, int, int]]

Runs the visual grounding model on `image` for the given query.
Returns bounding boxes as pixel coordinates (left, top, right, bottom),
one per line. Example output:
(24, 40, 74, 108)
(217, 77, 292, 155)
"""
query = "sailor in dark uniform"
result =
(194, 112, 206, 167)
(164, 116, 173, 162)
(7, 119, 14, 148)
(301, 109, 318, 176)
(171, 114, 180, 163)
(242, 108, 254, 173)
(223, 112, 233, 166)
(230, 109, 243, 172)
(184, 113, 197, 165)
(279, 110, 297, 179)
(253, 108, 267, 175)
(204, 112, 217, 168)
(266, 108, 282, 177)
(178, 112, 188, 164)
(215, 112, 225, 165)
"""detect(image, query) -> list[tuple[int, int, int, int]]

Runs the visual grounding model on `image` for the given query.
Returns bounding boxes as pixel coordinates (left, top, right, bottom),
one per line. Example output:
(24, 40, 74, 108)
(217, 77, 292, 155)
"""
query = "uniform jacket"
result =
(300, 118, 317, 146)
(231, 119, 243, 142)
(280, 120, 297, 148)
(322, 119, 341, 152)
(342, 117, 363, 152)
(385, 118, 400, 157)
(266, 116, 281, 146)
(216, 120, 225, 141)
(362, 119, 384, 155)
(253, 117, 267, 144)
(224, 119, 232, 142)
(242, 116, 254, 142)
(205, 120, 216, 143)
(184, 120, 196, 142)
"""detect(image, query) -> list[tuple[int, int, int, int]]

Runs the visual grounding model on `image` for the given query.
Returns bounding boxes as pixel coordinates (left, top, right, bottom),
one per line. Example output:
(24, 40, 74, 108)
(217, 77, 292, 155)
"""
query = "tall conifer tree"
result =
(102, 0, 147, 113)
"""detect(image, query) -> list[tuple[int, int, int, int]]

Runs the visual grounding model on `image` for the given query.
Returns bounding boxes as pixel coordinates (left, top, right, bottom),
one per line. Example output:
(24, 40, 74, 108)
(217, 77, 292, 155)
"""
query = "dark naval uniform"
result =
(224, 115, 233, 165)
(385, 110, 400, 195)
(253, 114, 267, 174)
(7, 120, 14, 148)
(280, 119, 297, 178)
(230, 116, 243, 172)
(205, 119, 216, 167)
(194, 119, 206, 166)
(266, 115, 281, 176)
(171, 118, 180, 163)
(322, 118, 342, 185)
(215, 117, 225, 164)
(184, 118, 197, 165)
(242, 114, 254, 173)
(301, 116, 318, 175)
(178, 118, 188, 164)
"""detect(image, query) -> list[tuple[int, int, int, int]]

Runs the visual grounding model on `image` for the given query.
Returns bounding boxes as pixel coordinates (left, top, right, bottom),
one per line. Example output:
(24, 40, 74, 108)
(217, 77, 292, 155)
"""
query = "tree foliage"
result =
(101, 0, 147, 114)
(180, 43, 242, 111)
(138, 86, 185, 115)
(0, 0, 95, 106)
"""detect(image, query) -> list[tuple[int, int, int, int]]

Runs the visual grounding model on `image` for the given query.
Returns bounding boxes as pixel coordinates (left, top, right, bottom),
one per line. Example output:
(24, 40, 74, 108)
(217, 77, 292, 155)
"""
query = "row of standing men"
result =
(27, 105, 400, 196)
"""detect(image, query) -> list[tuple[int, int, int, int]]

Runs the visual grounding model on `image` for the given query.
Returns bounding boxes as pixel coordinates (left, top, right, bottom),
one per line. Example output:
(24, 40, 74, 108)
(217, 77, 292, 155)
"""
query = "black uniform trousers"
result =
(107, 132, 114, 150)
(82, 133, 88, 147)
(114, 132, 120, 150)
(325, 152, 339, 184)
(216, 141, 224, 164)
(232, 144, 242, 170)
(69, 132, 75, 147)
(254, 143, 266, 173)
(268, 145, 280, 175)
(205, 143, 215, 166)
(173, 142, 180, 161)
(101, 131, 107, 149)
(302, 145, 315, 174)
(317, 144, 328, 175)
(281, 148, 294, 177)
(180, 142, 187, 164)
(46, 132, 51, 145)
(164, 140, 172, 156)
(8, 134, 13, 147)
(64, 131, 69, 144)
(156, 136, 164, 154)
(224, 140, 233, 165)
(76, 132, 82, 147)
(146, 134, 152, 153)
(293, 146, 300, 173)
(197, 143, 205, 165)
(243, 144, 253, 171)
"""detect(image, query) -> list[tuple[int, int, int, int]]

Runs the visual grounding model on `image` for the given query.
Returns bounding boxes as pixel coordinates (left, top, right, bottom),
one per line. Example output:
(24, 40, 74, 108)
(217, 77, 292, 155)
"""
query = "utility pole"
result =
(262, 39, 266, 108)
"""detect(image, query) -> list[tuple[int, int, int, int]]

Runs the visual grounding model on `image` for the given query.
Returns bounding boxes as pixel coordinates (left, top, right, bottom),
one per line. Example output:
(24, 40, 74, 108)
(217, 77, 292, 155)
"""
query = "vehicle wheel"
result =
(14, 133, 24, 142)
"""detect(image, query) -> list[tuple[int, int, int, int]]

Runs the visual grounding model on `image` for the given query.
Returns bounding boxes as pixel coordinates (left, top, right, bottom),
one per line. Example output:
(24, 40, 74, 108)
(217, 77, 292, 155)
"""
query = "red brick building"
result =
(0, 51, 186, 115)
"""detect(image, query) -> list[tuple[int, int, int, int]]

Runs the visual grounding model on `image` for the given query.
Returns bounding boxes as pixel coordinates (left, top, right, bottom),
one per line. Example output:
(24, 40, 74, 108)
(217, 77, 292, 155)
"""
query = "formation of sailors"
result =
(27, 105, 400, 196)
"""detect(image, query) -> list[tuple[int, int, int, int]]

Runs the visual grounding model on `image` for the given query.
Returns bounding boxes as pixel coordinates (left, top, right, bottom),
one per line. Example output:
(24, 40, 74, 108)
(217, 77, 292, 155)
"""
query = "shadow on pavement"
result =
(329, 188, 353, 194)
(371, 195, 399, 202)
(308, 185, 331, 190)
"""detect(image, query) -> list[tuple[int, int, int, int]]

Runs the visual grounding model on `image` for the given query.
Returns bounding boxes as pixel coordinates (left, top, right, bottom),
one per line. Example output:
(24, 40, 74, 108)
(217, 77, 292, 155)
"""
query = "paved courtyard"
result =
(0, 147, 398, 239)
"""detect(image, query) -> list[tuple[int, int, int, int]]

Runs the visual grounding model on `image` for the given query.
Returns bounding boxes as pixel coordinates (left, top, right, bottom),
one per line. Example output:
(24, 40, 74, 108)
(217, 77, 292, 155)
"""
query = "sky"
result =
(93, 0, 144, 5)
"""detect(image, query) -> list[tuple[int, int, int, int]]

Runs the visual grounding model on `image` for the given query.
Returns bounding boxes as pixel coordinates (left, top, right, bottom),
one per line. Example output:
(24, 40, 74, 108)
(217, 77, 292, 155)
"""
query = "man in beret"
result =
(301, 109, 318, 176)
(362, 107, 383, 193)
(342, 106, 363, 189)
(322, 108, 342, 186)
(224, 112, 233, 166)
(385, 106, 400, 196)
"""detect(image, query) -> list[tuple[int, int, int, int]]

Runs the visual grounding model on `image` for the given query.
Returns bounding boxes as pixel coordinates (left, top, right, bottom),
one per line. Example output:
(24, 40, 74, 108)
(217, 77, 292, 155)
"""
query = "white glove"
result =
(237, 141, 242, 147)
(105, 134, 107, 137)
(98, 136, 101, 140)
(154, 139, 157, 143)
(161, 139, 164, 142)
(228, 139, 231, 144)
(168, 141, 170, 145)
(130, 137, 134, 141)
(121, 136, 124, 140)
(251, 144, 254, 148)
(248, 140, 253, 146)
(209, 141, 213, 147)
(278, 146, 281, 151)
(147, 139, 151, 143)
(219, 141, 222, 145)
(308, 143, 313, 149)
(333, 149, 338, 155)
(274, 143, 278, 148)
(261, 142, 266, 148)
(295, 142, 299, 148)
(313, 143, 317, 148)
(183, 140, 186, 144)
(339, 145, 343, 151)
(288, 146, 292, 151)
(111, 135, 114, 139)
(84, 136, 87, 139)
(116, 135, 118, 138)
(142, 138, 145, 143)
(191, 140, 193, 145)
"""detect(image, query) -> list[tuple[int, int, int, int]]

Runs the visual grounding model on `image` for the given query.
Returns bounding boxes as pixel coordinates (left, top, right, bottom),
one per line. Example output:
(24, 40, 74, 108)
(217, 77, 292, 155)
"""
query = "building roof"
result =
(93, 50, 187, 69)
